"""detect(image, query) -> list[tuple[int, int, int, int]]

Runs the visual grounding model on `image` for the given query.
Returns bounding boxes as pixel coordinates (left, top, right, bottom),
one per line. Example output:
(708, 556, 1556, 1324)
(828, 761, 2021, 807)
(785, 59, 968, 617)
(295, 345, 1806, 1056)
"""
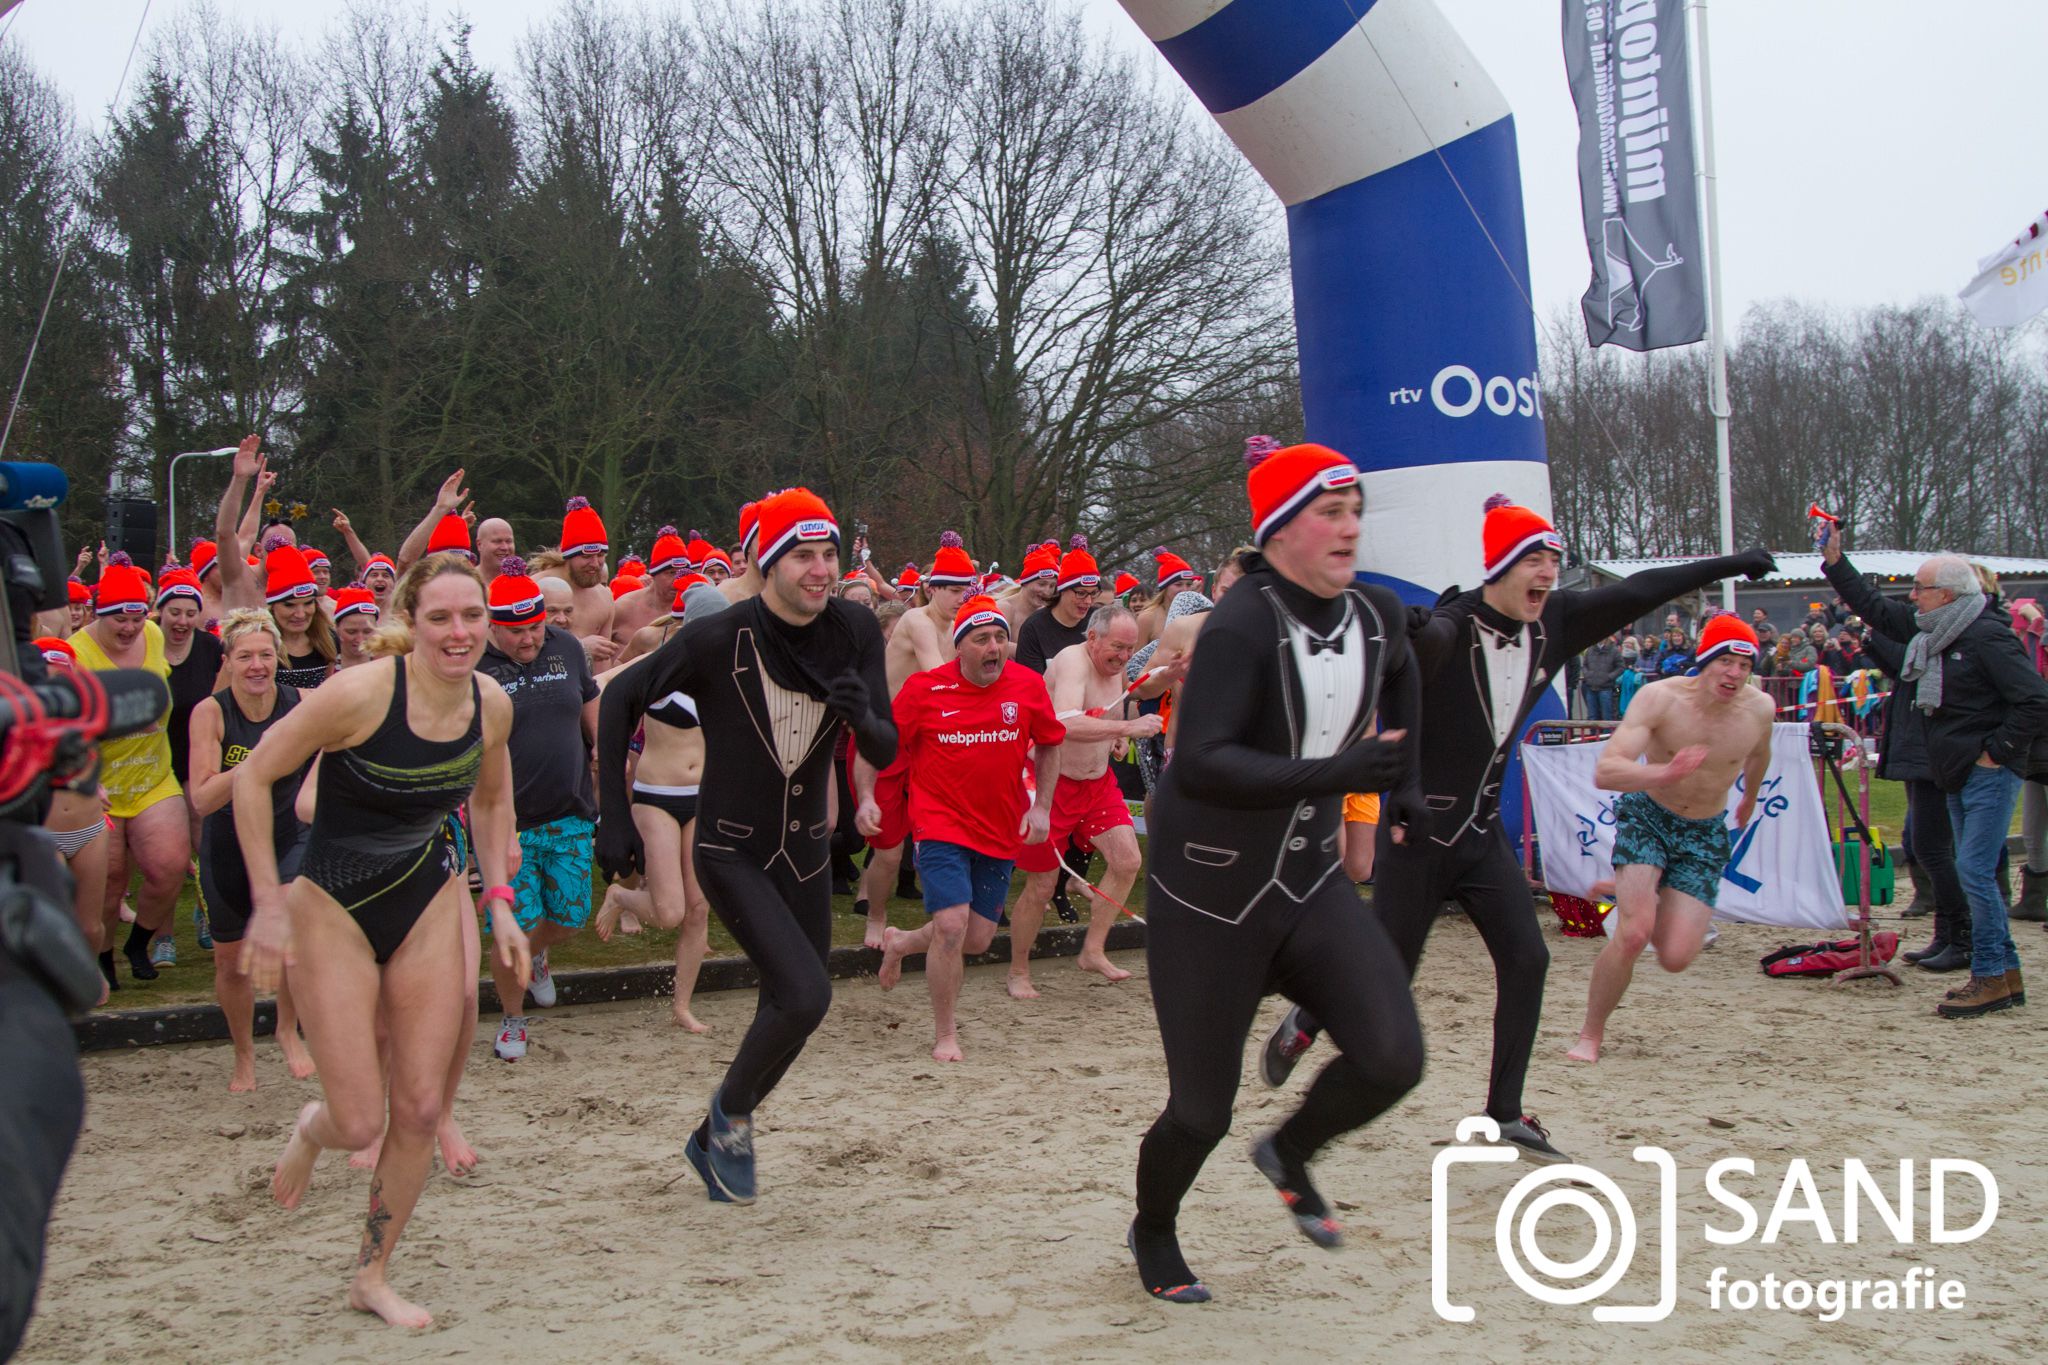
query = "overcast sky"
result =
(7, 0, 2042, 342)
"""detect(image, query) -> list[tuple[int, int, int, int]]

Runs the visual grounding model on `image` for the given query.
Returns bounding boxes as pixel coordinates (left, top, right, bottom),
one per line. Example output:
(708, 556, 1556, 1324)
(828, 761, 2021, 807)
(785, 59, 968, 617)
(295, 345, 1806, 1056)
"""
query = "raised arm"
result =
(331, 508, 373, 572)
(396, 469, 469, 573)
(1818, 526, 1915, 644)
(1559, 549, 1778, 656)
(213, 435, 264, 607)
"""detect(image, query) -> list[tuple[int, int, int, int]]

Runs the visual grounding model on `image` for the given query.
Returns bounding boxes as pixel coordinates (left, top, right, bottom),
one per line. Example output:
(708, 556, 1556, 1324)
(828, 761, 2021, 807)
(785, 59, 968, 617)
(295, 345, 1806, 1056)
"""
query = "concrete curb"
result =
(71, 919, 1149, 1053)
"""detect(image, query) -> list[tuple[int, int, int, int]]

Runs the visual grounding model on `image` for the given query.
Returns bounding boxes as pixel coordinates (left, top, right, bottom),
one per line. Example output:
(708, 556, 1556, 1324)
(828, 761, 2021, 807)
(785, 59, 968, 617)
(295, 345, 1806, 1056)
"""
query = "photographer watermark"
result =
(1431, 1116, 1998, 1325)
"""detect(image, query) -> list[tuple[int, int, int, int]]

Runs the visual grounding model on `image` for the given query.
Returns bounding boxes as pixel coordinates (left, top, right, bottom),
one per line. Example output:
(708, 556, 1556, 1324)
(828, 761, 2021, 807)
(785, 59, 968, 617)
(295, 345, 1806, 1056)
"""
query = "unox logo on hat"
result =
(797, 518, 832, 540)
(1319, 465, 1358, 490)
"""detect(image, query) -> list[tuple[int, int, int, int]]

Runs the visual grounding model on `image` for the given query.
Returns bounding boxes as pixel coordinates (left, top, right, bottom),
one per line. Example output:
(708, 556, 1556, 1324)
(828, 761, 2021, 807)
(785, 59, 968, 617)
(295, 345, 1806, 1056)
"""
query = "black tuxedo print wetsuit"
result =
(598, 596, 895, 1117)
(1133, 559, 1425, 1274)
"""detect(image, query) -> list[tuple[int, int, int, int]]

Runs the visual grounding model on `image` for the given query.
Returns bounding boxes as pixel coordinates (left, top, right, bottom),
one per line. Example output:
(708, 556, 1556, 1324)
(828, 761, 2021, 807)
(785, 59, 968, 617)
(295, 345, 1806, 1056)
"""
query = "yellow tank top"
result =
(69, 620, 178, 814)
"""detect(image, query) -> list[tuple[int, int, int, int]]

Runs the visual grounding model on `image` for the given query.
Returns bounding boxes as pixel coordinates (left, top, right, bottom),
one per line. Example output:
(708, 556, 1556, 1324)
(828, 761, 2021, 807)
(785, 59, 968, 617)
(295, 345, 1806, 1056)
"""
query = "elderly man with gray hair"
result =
(1823, 530, 2048, 1018)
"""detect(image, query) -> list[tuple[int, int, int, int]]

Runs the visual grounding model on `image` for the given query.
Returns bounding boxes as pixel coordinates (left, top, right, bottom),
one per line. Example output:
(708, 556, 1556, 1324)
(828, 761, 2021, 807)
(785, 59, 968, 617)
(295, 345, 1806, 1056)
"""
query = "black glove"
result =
(1379, 786, 1427, 845)
(1337, 732, 1412, 795)
(1734, 548, 1777, 581)
(595, 815, 645, 882)
(826, 672, 871, 728)
(1405, 605, 1434, 636)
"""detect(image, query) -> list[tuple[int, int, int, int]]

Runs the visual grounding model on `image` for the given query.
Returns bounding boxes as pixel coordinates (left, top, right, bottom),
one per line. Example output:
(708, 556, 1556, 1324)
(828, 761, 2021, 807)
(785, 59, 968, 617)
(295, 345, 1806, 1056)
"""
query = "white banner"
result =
(1959, 210, 2048, 329)
(1521, 722, 1848, 930)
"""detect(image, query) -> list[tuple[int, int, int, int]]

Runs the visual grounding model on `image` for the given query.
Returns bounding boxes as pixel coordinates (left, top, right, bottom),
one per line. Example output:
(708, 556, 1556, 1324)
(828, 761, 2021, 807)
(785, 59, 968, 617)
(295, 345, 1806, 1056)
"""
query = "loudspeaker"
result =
(105, 496, 158, 568)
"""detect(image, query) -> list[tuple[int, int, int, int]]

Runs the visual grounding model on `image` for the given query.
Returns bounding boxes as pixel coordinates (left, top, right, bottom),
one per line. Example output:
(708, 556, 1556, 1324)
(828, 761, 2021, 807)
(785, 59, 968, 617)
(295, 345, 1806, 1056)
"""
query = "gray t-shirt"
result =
(479, 625, 600, 828)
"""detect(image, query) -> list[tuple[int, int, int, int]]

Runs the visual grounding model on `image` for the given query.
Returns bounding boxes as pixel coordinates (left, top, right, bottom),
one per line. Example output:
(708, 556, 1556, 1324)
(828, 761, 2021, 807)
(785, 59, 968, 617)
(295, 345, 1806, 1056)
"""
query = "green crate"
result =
(1833, 834, 1894, 906)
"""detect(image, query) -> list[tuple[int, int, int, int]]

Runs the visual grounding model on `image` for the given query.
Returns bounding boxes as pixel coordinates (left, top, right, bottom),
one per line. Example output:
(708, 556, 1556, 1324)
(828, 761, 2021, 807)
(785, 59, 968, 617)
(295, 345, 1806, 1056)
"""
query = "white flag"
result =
(1521, 723, 1848, 931)
(1959, 210, 2048, 329)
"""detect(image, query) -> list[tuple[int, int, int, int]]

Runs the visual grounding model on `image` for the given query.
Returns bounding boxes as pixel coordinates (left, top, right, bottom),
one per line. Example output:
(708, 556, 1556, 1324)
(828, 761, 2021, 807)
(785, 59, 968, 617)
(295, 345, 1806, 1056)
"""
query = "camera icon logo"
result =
(1431, 1116, 1677, 1323)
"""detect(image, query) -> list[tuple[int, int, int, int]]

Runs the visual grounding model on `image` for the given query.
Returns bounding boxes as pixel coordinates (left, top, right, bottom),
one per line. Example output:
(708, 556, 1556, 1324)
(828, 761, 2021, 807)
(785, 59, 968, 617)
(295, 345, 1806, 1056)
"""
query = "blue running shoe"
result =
(683, 1132, 735, 1204)
(703, 1090, 757, 1205)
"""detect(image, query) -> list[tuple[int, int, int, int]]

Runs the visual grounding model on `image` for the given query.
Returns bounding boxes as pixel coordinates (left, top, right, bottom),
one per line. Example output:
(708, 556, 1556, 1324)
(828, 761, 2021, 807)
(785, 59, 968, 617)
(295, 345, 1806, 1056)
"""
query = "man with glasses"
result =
(1015, 538, 1101, 674)
(1823, 526, 2048, 1018)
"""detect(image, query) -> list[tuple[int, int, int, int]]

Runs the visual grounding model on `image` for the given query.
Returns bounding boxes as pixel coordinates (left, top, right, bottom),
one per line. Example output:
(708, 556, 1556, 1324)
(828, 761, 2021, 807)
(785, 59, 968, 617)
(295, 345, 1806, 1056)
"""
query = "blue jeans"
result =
(1585, 687, 1619, 721)
(1947, 763, 2023, 979)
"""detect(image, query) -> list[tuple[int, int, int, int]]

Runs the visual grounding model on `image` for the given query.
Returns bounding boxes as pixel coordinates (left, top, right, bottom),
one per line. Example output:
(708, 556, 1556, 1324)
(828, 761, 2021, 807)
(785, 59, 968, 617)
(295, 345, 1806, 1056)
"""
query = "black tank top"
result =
(201, 684, 310, 860)
(307, 657, 483, 860)
(277, 650, 331, 691)
(167, 631, 226, 784)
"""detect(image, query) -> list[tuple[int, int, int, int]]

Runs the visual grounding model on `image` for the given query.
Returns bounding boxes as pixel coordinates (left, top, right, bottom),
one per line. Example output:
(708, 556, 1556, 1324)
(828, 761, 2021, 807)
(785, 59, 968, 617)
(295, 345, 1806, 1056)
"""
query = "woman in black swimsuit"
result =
(262, 540, 338, 690)
(187, 609, 312, 1091)
(235, 554, 528, 1330)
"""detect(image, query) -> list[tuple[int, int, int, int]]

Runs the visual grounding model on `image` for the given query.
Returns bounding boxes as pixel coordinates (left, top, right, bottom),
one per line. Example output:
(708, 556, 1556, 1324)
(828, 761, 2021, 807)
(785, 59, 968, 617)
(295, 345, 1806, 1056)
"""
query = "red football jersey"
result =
(893, 659, 1065, 858)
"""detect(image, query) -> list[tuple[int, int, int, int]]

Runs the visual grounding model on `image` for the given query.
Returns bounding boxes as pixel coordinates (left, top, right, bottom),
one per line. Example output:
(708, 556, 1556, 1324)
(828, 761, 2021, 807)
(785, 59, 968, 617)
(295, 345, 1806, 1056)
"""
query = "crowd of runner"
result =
(58, 429, 2035, 1325)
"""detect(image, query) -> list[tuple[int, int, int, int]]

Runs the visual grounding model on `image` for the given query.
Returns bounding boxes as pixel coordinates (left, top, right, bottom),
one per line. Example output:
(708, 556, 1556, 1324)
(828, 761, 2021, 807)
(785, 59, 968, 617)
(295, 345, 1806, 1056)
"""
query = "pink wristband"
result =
(481, 885, 516, 909)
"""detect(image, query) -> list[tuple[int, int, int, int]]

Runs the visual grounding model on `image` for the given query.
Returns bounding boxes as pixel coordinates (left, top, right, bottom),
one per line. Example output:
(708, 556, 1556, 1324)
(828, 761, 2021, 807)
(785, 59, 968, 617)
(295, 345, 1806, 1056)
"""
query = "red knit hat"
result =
(1056, 535, 1099, 595)
(332, 585, 379, 620)
(617, 555, 649, 579)
(263, 543, 319, 604)
(67, 577, 91, 604)
(1153, 547, 1196, 591)
(301, 545, 331, 573)
(684, 533, 717, 572)
(895, 562, 921, 592)
(737, 500, 761, 554)
(670, 572, 710, 619)
(610, 574, 646, 601)
(647, 525, 689, 575)
(560, 496, 608, 558)
(428, 514, 475, 561)
(1695, 615, 1760, 669)
(37, 636, 75, 666)
(155, 566, 203, 608)
(94, 553, 151, 615)
(754, 488, 839, 573)
(364, 551, 397, 578)
(489, 556, 546, 625)
(1479, 493, 1564, 583)
(699, 545, 733, 576)
(1113, 572, 1139, 598)
(189, 539, 218, 579)
(951, 594, 1007, 645)
(927, 531, 975, 587)
(1244, 437, 1359, 547)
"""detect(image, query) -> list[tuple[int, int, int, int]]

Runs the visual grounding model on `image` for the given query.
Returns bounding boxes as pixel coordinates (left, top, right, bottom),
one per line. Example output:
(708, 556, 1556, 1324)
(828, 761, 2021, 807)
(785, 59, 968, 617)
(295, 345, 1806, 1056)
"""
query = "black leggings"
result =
(692, 846, 833, 1115)
(1297, 825, 1549, 1124)
(1135, 873, 1423, 1231)
(1904, 778, 1970, 943)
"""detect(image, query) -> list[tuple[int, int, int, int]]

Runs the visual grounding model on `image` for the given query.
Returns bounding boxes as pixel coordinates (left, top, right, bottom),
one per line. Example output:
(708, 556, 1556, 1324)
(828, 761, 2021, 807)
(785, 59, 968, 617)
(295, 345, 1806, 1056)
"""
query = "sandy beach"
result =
(18, 910, 2046, 1362)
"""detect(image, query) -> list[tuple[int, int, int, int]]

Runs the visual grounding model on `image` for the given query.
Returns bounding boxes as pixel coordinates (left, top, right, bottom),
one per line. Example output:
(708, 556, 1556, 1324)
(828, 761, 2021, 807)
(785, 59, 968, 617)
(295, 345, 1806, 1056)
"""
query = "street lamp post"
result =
(167, 447, 239, 560)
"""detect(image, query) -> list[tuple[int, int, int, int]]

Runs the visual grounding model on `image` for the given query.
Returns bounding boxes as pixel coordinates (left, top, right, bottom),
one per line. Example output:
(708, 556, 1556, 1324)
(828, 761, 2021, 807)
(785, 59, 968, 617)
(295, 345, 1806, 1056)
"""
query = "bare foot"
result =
(621, 910, 644, 934)
(593, 887, 640, 942)
(670, 1001, 709, 1033)
(1565, 1035, 1601, 1064)
(349, 1134, 384, 1171)
(863, 916, 888, 952)
(229, 1058, 257, 1094)
(1006, 974, 1040, 1001)
(932, 1035, 964, 1063)
(348, 1274, 434, 1329)
(877, 926, 907, 992)
(272, 1101, 323, 1209)
(1076, 951, 1131, 983)
(438, 1116, 478, 1177)
(280, 1032, 317, 1080)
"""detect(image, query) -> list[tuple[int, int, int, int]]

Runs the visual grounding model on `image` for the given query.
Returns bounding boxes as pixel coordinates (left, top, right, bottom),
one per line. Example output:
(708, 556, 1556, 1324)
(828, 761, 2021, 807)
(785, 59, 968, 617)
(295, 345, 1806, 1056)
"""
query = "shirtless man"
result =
(557, 496, 617, 658)
(1567, 615, 1773, 1063)
(612, 526, 688, 644)
(852, 534, 975, 948)
(1128, 590, 1208, 819)
(538, 577, 575, 630)
(1009, 604, 1162, 992)
(474, 518, 517, 581)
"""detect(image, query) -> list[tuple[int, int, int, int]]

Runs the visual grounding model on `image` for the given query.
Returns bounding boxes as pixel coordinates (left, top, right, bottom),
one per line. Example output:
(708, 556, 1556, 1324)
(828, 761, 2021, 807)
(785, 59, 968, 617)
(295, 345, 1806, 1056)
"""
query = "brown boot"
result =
(1936, 974, 2017, 1019)
(2007, 967, 2026, 1006)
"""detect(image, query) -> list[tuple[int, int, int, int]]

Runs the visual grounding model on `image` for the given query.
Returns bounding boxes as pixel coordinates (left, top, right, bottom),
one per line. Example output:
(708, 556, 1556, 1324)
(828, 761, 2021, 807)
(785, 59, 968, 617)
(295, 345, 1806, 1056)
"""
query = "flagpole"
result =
(1689, 0, 1736, 610)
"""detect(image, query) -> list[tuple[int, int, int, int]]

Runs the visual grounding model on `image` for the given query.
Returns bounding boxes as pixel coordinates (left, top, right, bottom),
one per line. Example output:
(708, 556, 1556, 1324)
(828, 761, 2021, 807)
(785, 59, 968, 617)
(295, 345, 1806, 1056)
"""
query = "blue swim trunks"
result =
(511, 815, 595, 931)
(916, 839, 1016, 923)
(1611, 790, 1731, 909)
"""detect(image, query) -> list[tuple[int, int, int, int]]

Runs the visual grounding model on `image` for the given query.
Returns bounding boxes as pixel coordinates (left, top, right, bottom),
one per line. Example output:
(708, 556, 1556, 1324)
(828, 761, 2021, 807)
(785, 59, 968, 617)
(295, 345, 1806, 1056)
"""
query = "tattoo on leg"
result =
(358, 1179, 392, 1268)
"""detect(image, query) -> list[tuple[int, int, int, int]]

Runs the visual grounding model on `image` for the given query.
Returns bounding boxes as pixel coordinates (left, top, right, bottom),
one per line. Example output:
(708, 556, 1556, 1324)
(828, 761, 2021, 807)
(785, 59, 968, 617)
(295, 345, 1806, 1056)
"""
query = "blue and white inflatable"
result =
(1120, 0, 1550, 605)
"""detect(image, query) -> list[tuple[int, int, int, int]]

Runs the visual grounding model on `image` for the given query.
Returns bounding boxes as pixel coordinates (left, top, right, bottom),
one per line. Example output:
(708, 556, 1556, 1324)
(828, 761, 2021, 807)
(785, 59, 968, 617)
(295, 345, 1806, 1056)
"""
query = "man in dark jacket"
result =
(1581, 633, 1624, 721)
(1824, 530, 2048, 1017)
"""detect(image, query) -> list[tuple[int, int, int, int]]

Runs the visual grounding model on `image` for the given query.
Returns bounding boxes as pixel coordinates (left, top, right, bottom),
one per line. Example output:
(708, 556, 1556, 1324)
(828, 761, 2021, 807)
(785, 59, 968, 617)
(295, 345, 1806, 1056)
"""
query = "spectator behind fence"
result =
(1616, 643, 1644, 712)
(1653, 627, 1693, 679)
(1581, 631, 1623, 721)
(1823, 531, 2048, 1019)
(1822, 628, 1861, 675)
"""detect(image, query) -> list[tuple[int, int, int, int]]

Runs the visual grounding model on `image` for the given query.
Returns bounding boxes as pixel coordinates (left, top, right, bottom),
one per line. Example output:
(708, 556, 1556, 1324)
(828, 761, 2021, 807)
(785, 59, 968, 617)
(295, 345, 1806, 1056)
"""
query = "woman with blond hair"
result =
(235, 554, 527, 1329)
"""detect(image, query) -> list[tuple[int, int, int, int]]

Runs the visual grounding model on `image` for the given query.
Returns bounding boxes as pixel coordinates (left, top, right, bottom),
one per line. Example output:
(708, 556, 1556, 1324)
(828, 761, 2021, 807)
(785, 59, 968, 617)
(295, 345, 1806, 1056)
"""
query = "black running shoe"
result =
(1127, 1222, 1211, 1304)
(1495, 1114, 1570, 1164)
(1259, 1005, 1313, 1088)
(1249, 1134, 1342, 1248)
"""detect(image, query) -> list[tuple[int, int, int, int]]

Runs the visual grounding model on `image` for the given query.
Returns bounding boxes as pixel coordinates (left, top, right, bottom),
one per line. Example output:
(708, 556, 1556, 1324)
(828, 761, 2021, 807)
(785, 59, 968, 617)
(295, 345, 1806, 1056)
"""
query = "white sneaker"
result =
(529, 951, 557, 1008)
(494, 1016, 528, 1062)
